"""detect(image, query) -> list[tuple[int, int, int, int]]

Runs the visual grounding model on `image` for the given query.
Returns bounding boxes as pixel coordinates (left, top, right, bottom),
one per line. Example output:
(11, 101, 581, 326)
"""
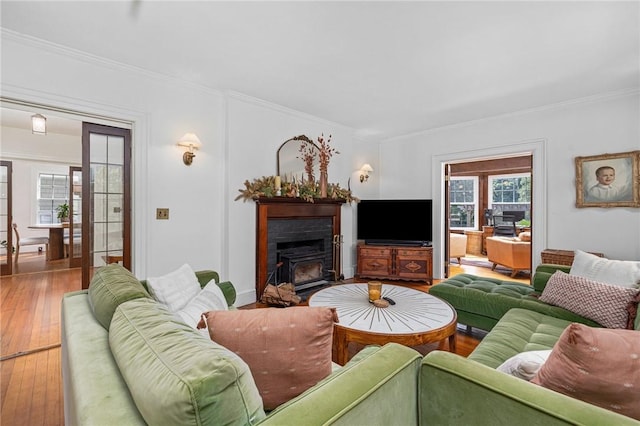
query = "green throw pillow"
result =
(87, 264, 150, 330)
(109, 298, 266, 425)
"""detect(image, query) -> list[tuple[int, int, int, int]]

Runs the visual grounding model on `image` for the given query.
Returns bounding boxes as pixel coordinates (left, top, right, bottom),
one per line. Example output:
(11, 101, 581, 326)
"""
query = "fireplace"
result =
(268, 219, 332, 291)
(255, 198, 343, 298)
(279, 246, 327, 291)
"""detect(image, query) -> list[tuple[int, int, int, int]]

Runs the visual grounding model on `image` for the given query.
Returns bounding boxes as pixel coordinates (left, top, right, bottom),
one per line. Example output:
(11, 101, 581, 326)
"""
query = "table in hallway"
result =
(28, 223, 68, 260)
(308, 283, 457, 365)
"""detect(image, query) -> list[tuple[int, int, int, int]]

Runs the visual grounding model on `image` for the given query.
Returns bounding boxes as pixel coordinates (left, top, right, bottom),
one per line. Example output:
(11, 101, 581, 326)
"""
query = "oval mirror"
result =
(276, 135, 320, 182)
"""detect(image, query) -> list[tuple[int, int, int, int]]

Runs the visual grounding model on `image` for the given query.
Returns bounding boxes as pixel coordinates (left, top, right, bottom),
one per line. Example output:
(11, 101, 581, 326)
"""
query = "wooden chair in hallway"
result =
(12, 223, 49, 262)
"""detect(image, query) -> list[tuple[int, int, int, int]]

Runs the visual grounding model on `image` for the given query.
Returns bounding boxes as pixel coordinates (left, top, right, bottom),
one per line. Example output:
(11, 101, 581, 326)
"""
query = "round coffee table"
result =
(308, 283, 457, 365)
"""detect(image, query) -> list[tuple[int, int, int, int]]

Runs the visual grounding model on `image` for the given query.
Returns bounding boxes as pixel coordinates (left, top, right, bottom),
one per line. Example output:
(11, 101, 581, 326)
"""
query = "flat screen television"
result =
(357, 199, 433, 246)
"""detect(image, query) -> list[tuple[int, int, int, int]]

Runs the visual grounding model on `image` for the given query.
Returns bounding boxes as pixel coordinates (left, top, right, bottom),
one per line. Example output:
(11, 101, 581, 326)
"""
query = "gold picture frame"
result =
(575, 150, 640, 208)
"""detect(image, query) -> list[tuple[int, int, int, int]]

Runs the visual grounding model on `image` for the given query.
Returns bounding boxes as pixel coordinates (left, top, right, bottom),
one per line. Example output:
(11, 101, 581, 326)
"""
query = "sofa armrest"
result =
(419, 351, 639, 426)
(258, 343, 421, 426)
(532, 264, 571, 293)
(195, 269, 220, 286)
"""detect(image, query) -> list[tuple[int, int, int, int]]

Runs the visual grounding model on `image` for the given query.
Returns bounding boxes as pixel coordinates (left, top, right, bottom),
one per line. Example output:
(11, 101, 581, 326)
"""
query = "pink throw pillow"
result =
(202, 307, 338, 410)
(532, 323, 640, 420)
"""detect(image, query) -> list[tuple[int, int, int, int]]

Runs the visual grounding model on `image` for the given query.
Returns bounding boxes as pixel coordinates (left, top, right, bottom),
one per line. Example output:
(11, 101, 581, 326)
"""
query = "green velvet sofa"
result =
(420, 264, 640, 425)
(61, 264, 422, 426)
(429, 264, 601, 331)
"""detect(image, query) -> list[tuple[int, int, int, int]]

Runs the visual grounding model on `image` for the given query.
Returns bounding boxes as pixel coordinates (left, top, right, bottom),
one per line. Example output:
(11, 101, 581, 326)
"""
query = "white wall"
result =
(378, 92, 640, 277)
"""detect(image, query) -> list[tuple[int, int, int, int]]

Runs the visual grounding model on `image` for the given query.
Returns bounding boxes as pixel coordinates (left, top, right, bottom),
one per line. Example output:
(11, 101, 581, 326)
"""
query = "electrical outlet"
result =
(156, 208, 169, 220)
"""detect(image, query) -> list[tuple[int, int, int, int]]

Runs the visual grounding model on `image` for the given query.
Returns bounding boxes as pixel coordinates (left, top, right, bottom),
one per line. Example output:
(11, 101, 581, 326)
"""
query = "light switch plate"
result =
(156, 208, 169, 220)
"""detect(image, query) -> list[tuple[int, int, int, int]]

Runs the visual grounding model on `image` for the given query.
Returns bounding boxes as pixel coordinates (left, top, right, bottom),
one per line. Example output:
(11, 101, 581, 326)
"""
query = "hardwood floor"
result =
(0, 256, 511, 425)
(1, 266, 81, 426)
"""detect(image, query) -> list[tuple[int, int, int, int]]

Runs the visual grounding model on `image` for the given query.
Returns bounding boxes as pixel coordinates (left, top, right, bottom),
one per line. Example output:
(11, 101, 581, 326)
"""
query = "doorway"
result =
(0, 101, 132, 285)
(432, 139, 547, 281)
(446, 155, 532, 282)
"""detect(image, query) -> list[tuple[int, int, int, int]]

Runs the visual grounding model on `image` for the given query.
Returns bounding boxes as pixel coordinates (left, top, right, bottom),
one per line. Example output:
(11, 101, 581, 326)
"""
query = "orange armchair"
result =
(485, 236, 531, 277)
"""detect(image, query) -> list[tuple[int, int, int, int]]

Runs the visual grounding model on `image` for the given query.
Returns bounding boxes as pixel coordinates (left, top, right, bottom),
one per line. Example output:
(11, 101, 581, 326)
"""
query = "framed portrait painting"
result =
(575, 150, 640, 208)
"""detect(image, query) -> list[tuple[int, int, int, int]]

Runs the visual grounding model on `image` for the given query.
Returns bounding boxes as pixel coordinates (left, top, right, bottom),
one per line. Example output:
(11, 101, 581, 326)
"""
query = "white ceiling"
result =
(1, 1, 638, 141)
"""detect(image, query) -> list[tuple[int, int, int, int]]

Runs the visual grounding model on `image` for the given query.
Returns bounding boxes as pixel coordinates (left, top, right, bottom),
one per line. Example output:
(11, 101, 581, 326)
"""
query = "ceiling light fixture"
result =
(31, 113, 47, 135)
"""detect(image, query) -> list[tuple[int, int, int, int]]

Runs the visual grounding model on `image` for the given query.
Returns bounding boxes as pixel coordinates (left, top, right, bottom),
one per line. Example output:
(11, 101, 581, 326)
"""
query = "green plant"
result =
(516, 219, 531, 227)
(56, 203, 70, 219)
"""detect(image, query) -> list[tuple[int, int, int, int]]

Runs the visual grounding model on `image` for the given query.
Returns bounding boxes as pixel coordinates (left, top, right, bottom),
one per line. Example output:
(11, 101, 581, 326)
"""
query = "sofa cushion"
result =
(109, 298, 266, 425)
(87, 264, 150, 330)
(532, 323, 640, 420)
(146, 263, 202, 311)
(468, 308, 574, 369)
(539, 270, 640, 329)
(570, 249, 640, 289)
(202, 307, 338, 410)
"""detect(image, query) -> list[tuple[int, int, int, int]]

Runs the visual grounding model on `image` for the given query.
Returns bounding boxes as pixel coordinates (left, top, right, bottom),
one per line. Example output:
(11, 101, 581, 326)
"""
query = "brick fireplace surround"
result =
(255, 198, 343, 299)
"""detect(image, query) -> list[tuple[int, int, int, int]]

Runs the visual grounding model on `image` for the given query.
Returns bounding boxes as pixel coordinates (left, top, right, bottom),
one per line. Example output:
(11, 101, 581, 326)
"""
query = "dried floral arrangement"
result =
(236, 133, 357, 203)
(297, 141, 317, 183)
(235, 176, 358, 203)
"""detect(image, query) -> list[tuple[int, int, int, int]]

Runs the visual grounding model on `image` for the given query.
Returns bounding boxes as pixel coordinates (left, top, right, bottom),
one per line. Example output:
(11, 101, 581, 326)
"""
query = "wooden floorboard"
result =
(0, 254, 509, 425)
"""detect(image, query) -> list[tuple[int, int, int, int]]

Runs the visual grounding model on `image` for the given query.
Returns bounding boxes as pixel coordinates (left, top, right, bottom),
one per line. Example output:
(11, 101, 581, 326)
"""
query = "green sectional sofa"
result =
(429, 264, 600, 331)
(420, 263, 640, 425)
(419, 308, 639, 425)
(61, 264, 422, 426)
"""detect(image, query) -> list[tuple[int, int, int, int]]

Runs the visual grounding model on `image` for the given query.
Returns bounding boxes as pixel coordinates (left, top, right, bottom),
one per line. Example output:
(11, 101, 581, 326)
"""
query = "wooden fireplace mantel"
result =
(255, 197, 344, 299)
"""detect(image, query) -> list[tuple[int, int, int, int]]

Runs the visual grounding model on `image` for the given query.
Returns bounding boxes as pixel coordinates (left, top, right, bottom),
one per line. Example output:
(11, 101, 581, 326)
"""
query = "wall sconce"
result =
(31, 113, 47, 135)
(177, 133, 202, 166)
(359, 164, 374, 182)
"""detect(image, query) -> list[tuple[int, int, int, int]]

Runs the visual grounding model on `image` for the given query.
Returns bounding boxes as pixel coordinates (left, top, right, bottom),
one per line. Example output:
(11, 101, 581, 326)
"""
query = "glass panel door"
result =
(68, 166, 82, 268)
(0, 161, 12, 275)
(82, 123, 131, 288)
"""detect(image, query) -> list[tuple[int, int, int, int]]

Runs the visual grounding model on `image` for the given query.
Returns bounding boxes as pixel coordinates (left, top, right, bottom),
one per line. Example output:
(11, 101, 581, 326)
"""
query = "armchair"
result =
(485, 236, 531, 277)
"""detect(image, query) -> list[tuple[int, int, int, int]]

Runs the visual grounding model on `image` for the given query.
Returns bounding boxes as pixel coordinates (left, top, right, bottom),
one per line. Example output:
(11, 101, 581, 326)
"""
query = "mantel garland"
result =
(235, 175, 358, 203)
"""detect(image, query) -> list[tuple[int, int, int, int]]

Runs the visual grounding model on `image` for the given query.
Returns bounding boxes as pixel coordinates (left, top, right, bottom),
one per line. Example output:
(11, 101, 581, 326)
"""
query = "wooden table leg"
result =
(448, 333, 457, 353)
(333, 327, 349, 366)
(48, 228, 65, 260)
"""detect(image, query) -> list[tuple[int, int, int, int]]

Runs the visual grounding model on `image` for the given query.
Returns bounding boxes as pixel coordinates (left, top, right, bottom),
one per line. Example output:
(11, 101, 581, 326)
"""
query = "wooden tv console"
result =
(356, 243, 433, 284)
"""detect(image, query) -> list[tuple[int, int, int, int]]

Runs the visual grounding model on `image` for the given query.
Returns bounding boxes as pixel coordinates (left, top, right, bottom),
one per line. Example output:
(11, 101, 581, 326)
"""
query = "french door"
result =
(0, 161, 12, 275)
(81, 123, 131, 289)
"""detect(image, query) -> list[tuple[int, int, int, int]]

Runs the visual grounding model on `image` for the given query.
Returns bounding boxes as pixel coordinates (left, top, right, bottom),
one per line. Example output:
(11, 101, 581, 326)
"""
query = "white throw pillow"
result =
(146, 264, 201, 311)
(570, 250, 640, 289)
(497, 349, 552, 381)
(176, 279, 229, 328)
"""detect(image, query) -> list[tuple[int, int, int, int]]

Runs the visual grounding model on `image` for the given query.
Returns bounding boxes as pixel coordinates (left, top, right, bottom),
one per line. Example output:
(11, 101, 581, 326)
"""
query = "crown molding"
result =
(1, 28, 223, 97)
(385, 87, 640, 144)
(224, 90, 355, 135)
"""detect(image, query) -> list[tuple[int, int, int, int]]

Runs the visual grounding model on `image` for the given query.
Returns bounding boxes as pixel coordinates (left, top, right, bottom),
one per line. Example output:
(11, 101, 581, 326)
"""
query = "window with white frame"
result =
(488, 173, 531, 221)
(449, 176, 478, 230)
(37, 173, 69, 224)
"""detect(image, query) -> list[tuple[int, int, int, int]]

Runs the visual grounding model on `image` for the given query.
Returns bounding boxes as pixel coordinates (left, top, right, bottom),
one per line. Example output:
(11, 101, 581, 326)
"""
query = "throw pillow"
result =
(110, 298, 266, 425)
(146, 263, 201, 311)
(532, 323, 640, 420)
(570, 250, 640, 289)
(87, 263, 150, 330)
(175, 279, 229, 328)
(539, 271, 639, 329)
(496, 349, 552, 381)
(202, 307, 339, 410)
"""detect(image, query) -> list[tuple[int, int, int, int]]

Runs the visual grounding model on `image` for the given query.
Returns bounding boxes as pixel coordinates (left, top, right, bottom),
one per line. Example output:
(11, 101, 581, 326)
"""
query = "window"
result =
(37, 173, 69, 224)
(449, 176, 478, 230)
(488, 173, 531, 221)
